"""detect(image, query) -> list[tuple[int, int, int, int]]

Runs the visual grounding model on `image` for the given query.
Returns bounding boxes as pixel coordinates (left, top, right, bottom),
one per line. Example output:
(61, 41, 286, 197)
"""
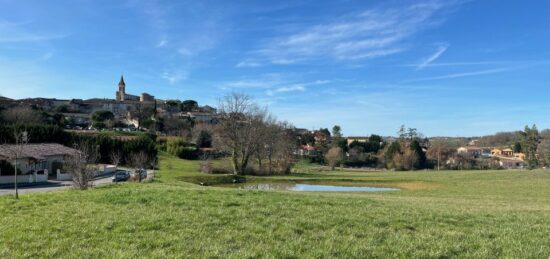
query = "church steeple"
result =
(116, 75, 126, 101)
(119, 75, 125, 86)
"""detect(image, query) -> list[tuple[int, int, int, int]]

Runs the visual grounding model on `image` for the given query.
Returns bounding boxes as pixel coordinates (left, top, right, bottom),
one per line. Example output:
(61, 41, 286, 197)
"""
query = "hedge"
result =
(0, 124, 157, 165)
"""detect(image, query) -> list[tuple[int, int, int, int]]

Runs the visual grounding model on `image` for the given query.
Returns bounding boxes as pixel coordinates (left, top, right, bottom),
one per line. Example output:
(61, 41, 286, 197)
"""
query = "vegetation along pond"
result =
(220, 182, 400, 192)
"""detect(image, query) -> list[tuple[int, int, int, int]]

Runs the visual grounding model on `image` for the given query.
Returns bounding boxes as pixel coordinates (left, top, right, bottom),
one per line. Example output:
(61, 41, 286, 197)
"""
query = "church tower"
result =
(116, 75, 126, 101)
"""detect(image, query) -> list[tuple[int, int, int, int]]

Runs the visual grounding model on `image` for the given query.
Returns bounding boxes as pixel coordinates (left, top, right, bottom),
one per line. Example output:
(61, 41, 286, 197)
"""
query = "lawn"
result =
(2, 153, 550, 258)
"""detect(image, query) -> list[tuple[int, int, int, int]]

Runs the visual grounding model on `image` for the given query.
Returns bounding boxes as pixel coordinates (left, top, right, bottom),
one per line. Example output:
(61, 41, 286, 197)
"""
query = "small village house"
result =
(346, 136, 369, 146)
(501, 148, 514, 157)
(0, 143, 79, 184)
(296, 144, 317, 156)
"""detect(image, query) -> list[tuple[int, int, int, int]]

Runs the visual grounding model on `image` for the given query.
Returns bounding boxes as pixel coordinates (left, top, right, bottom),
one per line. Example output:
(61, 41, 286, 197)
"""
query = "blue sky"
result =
(1, 0, 549, 137)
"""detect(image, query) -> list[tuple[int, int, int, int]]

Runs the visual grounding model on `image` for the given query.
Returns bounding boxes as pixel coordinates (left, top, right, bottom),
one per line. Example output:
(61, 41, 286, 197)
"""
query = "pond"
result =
(221, 182, 399, 192)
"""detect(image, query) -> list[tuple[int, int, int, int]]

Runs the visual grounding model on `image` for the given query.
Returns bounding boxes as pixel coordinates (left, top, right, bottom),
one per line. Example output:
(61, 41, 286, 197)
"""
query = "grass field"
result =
(2, 153, 550, 258)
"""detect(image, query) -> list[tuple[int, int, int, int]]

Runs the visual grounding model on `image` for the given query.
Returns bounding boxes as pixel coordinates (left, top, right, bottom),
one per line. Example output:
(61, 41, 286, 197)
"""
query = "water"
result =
(226, 182, 399, 192)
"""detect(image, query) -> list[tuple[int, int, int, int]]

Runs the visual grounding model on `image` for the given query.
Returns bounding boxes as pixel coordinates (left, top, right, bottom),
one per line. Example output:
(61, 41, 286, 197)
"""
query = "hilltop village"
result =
(0, 76, 217, 131)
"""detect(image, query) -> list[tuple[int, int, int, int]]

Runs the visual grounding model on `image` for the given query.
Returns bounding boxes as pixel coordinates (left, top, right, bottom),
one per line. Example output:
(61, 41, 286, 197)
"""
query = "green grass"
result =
(2, 154, 550, 258)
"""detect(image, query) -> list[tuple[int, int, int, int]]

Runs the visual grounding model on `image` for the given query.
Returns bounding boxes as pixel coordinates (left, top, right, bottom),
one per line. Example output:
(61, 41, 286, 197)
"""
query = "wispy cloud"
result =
(0, 34, 68, 43)
(236, 60, 262, 68)
(156, 39, 167, 48)
(417, 43, 449, 70)
(162, 70, 188, 85)
(41, 52, 54, 60)
(220, 74, 330, 97)
(177, 48, 193, 57)
(245, 1, 460, 65)
(266, 85, 305, 96)
(404, 68, 511, 82)
(0, 19, 68, 43)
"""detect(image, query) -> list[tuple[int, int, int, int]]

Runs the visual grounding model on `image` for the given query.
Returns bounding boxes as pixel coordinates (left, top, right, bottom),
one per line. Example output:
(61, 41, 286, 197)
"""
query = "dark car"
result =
(134, 169, 147, 180)
(112, 171, 130, 182)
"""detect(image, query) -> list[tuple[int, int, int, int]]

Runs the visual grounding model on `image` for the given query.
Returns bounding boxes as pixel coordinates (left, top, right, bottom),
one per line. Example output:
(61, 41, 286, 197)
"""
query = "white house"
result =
(0, 143, 79, 184)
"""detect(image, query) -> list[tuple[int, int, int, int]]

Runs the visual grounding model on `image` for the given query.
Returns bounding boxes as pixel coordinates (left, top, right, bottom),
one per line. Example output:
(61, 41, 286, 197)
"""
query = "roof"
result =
(119, 75, 125, 86)
(0, 143, 79, 160)
(300, 145, 316, 151)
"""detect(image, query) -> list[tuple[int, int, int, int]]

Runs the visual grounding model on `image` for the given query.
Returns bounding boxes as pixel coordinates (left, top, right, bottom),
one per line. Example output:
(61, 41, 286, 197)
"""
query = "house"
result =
(293, 128, 310, 136)
(0, 143, 79, 184)
(295, 145, 316, 156)
(491, 148, 502, 156)
(314, 131, 329, 142)
(501, 148, 514, 157)
(496, 157, 526, 169)
(178, 111, 218, 124)
(457, 147, 482, 158)
(347, 136, 369, 146)
(514, 152, 526, 161)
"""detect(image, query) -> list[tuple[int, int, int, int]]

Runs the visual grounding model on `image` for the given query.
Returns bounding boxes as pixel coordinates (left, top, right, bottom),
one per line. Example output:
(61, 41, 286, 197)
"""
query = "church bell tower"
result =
(116, 75, 126, 101)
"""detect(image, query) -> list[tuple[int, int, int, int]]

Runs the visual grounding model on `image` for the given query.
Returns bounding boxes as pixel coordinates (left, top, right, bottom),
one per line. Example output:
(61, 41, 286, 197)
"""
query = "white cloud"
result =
(236, 60, 262, 68)
(0, 34, 68, 43)
(162, 70, 188, 85)
(0, 19, 68, 43)
(220, 74, 331, 97)
(156, 39, 167, 47)
(177, 48, 193, 57)
(266, 85, 305, 96)
(417, 43, 449, 70)
(247, 1, 459, 64)
(41, 52, 54, 60)
(405, 68, 511, 82)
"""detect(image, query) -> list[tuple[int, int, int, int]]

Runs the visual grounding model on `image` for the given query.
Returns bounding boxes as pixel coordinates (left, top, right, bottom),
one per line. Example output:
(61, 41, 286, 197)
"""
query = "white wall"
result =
(0, 172, 47, 184)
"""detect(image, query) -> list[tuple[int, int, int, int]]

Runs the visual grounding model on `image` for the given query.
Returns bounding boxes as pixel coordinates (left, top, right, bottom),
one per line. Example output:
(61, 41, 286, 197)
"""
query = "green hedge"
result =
(0, 124, 157, 165)
(166, 138, 199, 160)
(0, 160, 21, 175)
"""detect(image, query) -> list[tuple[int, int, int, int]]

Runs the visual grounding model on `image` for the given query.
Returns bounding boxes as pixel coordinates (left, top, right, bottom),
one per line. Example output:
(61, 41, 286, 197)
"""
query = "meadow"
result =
(2, 153, 550, 258)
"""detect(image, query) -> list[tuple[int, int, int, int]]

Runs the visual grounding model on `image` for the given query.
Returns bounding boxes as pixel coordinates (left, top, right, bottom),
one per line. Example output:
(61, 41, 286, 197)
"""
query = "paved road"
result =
(0, 169, 155, 196)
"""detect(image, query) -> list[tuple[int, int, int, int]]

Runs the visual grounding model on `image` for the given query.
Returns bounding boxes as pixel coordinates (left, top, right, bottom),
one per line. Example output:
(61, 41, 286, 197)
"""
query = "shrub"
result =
(200, 160, 213, 174)
(0, 160, 21, 175)
(167, 138, 199, 159)
(211, 166, 233, 174)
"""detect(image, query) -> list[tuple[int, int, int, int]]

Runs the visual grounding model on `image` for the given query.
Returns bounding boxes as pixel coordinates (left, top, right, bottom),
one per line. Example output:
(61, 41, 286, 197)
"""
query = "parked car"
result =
(134, 169, 147, 180)
(112, 171, 130, 182)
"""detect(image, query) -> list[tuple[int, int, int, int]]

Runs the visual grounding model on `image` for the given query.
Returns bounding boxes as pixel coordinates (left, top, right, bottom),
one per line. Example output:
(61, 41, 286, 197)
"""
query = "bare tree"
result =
(2, 106, 43, 124)
(63, 143, 100, 190)
(110, 150, 121, 170)
(131, 151, 151, 169)
(216, 93, 267, 175)
(5, 129, 30, 199)
(427, 139, 456, 170)
(325, 147, 343, 171)
(130, 151, 151, 182)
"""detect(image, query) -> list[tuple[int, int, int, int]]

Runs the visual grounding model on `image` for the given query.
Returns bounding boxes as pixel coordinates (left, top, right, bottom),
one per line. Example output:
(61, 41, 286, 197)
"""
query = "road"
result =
(0, 169, 155, 196)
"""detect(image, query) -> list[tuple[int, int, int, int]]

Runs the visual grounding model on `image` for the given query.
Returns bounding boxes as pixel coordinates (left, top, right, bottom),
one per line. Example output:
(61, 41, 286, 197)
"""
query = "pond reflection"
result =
(225, 182, 399, 192)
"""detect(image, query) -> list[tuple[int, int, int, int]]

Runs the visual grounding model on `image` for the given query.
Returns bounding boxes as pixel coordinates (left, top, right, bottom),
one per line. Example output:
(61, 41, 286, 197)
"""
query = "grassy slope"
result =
(1, 154, 550, 258)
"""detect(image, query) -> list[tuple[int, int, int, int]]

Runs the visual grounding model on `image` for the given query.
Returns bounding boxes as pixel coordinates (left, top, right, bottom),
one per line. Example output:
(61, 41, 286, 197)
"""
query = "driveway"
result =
(0, 169, 155, 196)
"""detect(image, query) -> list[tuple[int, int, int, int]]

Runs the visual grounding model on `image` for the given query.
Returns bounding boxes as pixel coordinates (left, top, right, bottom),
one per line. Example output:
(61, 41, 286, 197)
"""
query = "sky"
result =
(0, 0, 549, 137)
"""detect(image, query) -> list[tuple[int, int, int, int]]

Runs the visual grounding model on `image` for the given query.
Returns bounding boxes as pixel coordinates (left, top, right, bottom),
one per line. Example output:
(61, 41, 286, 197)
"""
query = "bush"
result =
(167, 138, 199, 159)
(0, 160, 21, 175)
(200, 160, 213, 174)
(0, 124, 157, 166)
(211, 166, 233, 174)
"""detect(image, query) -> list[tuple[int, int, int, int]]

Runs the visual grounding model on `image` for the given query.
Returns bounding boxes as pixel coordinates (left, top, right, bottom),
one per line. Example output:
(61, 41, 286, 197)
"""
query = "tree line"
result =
(0, 124, 157, 168)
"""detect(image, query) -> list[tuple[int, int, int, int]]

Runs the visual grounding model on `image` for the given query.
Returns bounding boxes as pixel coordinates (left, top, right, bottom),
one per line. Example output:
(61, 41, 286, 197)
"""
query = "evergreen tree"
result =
(410, 139, 427, 169)
(519, 124, 540, 169)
